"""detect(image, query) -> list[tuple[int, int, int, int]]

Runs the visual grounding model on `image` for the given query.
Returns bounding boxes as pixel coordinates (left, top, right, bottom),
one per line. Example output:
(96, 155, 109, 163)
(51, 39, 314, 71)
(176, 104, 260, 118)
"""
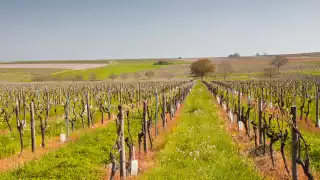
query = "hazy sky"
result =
(1, 0, 319, 61)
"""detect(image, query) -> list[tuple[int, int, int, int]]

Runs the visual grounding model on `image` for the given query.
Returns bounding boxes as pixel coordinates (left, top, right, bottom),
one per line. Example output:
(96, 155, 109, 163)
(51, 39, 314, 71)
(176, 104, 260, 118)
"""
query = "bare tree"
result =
(163, 72, 175, 80)
(218, 62, 233, 80)
(88, 73, 97, 81)
(270, 56, 288, 70)
(264, 67, 279, 79)
(108, 73, 118, 81)
(120, 73, 129, 80)
(190, 58, 215, 80)
(134, 72, 143, 80)
(145, 71, 155, 79)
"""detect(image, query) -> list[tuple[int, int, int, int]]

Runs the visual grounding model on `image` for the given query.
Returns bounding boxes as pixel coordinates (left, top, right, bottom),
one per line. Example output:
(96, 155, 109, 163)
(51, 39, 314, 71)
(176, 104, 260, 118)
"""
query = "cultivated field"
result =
(1, 54, 320, 179)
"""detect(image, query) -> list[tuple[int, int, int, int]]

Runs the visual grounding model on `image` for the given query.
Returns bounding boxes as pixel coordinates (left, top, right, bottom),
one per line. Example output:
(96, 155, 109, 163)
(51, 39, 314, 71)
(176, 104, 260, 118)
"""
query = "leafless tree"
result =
(120, 73, 129, 80)
(218, 62, 233, 80)
(145, 71, 155, 79)
(270, 56, 288, 70)
(264, 67, 279, 79)
(134, 72, 143, 80)
(159, 71, 174, 80)
(88, 73, 96, 81)
(108, 73, 118, 81)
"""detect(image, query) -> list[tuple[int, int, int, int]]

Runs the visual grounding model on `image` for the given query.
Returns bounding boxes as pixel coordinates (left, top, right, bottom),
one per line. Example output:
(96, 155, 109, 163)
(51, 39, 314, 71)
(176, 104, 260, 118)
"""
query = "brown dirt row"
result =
(104, 105, 184, 180)
(0, 116, 114, 172)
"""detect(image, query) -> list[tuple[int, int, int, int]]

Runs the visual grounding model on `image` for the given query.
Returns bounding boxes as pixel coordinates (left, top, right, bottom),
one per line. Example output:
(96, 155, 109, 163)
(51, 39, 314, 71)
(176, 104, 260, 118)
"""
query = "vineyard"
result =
(0, 80, 195, 179)
(204, 79, 320, 180)
(1, 58, 320, 180)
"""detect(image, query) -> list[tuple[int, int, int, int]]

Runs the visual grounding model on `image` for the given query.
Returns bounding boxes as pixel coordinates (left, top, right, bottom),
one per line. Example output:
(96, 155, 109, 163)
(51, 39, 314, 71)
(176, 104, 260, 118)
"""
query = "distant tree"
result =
(228, 53, 240, 58)
(31, 75, 45, 82)
(52, 75, 63, 81)
(120, 73, 129, 80)
(134, 72, 143, 80)
(31, 75, 54, 82)
(218, 62, 233, 80)
(178, 57, 182, 59)
(270, 56, 288, 70)
(264, 67, 279, 79)
(256, 53, 260, 56)
(163, 72, 175, 80)
(88, 73, 96, 81)
(108, 73, 118, 81)
(153, 60, 170, 65)
(73, 75, 84, 81)
(190, 58, 215, 80)
(145, 71, 155, 79)
(264, 53, 268, 56)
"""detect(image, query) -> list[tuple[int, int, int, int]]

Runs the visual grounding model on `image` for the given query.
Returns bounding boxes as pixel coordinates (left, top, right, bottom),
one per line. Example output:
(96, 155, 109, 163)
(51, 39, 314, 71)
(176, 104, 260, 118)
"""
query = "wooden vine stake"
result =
(138, 82, 141, 103)
(155, 89, 159, 137)
(247, 94, 251, 137)
(291, 105, 298, 180)
(237, 89, 241, 131)
(258, 96, 262, 145)
(108, 88, 111, 120)
(316, 84, 319, 127)
(65, 94, 70, 139)
(15, 99, 24, 154)
(143, 101, 148, 154)
(30, 101, 36, 153)
(120, 83, 123, 105)
(119, 105, 126, 178)
(162, 93, 166, 129)
(86, 92, 91, 128)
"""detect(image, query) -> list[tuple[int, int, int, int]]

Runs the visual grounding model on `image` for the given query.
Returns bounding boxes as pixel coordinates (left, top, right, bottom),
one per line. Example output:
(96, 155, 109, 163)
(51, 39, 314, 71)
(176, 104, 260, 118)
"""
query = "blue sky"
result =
(0, 0, 319, 61)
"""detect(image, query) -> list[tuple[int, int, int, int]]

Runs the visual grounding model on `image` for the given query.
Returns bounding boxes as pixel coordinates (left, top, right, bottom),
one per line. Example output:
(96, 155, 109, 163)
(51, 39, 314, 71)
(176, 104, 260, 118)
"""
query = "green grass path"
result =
(142, 82, 261, 180)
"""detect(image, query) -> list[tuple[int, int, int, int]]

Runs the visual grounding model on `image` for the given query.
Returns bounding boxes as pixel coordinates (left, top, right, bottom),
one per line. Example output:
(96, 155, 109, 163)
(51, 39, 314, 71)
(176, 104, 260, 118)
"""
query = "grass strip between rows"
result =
(142, 82, 261, 180)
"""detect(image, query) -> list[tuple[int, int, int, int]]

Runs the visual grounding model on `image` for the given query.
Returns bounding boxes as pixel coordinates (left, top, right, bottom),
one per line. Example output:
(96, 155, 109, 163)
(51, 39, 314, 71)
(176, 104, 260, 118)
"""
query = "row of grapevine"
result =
(109, 80, 195, 178)
(203, 80, 315, 180)
(0, 80, 192, 159)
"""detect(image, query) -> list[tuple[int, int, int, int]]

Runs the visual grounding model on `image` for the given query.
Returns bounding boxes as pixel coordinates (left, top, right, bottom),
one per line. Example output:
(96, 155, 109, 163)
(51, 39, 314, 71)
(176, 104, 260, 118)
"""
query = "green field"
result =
(0, 68, 66, 82)
(53, 60, 188, 80)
